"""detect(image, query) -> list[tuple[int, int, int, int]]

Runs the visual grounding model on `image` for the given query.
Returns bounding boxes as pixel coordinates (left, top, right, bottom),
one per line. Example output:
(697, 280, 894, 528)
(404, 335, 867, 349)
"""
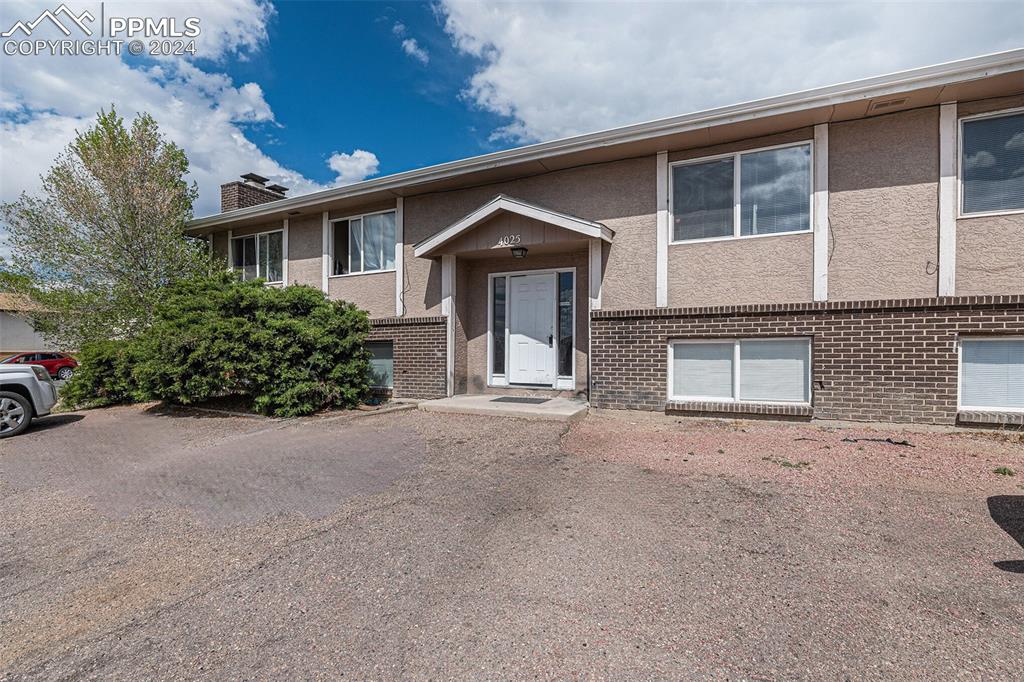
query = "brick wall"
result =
(590, 296, 1024, 425)
(220, 182, 284, 212)
(369, 316, 447, 400)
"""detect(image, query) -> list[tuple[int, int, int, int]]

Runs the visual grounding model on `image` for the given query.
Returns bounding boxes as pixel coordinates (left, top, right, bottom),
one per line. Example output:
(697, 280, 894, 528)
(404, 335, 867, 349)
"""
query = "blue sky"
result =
(231, 1, 504, 185)
(1, 0, 1022, 228)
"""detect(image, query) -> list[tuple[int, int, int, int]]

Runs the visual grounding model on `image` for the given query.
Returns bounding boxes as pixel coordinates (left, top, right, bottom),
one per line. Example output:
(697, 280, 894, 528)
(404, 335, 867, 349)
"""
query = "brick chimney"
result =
(220, 173, 289, 212)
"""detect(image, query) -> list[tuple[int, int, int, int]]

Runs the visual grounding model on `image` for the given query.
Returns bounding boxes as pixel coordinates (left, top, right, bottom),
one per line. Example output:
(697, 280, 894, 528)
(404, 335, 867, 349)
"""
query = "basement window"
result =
(331, 210, 397, 275)
(670, 142, 812, 242)
(367, 341, 394, 389)
(959, 338, 1024, 412)
(960, 110, 1024, 216)
(231, 230, 283, 283)
(669, 338, 811, 403)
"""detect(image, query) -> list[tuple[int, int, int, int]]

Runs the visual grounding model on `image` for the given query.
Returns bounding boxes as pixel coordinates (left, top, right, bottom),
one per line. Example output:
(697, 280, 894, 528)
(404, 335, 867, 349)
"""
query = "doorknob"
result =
(548, 334, 553, 346)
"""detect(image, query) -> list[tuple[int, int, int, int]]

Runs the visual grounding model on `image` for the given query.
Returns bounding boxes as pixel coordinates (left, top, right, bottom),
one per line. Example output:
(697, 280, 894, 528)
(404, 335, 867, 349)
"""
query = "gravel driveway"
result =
(1, 404, 1022, 678)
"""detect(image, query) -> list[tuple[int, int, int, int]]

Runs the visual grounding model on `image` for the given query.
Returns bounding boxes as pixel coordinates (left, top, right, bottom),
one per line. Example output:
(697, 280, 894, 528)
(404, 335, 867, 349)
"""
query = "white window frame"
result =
(487, 267, 576, 391)
(328, 208, 398, 278)
(956, 335, 1024, 414)
(668, 140, 814, 245)
(230, 228, 285, 284)
(667, 337, 813, 405)
(957, 106, 1024, 219)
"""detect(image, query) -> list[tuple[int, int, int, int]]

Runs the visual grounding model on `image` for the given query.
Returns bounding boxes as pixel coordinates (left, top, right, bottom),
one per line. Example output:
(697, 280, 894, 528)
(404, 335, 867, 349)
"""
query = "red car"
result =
(1, 352, 78, 380)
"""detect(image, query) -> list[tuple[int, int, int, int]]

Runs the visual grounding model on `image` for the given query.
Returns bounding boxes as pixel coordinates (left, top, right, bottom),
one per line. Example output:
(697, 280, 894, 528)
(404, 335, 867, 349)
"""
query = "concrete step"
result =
(418, 395, 588, 421)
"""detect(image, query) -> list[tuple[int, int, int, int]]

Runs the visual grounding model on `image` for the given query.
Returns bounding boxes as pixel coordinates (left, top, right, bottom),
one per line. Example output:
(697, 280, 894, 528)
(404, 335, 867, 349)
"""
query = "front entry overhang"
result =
(413, 194, 614, 258)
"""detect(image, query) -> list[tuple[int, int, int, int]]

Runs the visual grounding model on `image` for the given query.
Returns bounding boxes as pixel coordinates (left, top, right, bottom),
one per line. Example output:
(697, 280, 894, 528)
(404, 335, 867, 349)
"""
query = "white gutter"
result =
(187, 48, 1024, 231)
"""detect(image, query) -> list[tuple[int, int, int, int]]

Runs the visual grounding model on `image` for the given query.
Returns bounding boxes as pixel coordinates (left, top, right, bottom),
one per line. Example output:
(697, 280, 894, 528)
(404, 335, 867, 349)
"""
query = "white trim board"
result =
(938, 102, 957, 297)
(395, 197, 405, 316)
(655, 151, 669, 307)
(812, 124, 829, 301)
(413, 194, 613, 258)
(320, 211, 330, 293)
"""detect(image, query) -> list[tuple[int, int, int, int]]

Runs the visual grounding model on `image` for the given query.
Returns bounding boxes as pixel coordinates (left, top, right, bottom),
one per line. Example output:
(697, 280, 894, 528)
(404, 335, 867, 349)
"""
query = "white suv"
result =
(0, 363, 59, 438)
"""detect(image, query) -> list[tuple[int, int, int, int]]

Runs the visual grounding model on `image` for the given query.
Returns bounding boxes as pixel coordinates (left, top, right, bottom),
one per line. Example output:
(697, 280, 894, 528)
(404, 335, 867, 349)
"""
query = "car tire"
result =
(0, 391, 33, 438)
(56, 367, 74, 380)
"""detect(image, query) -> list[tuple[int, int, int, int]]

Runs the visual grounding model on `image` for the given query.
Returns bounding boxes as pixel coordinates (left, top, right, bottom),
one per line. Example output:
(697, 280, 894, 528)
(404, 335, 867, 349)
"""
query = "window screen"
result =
(672, 342, 734, 400)
(961, 339, 1024, 410)
(367, 342, 394, 388)
(739, 339, 809, 402)
(671, 338, 811, 403)
(961, 112, 1024, 214)
(740, 145, 811, 236)
(672, 158, 734, 241)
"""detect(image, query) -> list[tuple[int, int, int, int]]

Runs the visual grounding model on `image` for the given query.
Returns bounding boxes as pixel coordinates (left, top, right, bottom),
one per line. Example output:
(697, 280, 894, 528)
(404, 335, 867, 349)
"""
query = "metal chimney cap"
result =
(266, 184, 289, 193)
(240, 172, 269, 185)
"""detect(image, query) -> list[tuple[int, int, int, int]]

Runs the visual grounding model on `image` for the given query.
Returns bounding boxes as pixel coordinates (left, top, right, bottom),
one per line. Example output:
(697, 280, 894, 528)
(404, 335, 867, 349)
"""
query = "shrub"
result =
(64, 271, 373, 417)
(61, 339, 140, 408)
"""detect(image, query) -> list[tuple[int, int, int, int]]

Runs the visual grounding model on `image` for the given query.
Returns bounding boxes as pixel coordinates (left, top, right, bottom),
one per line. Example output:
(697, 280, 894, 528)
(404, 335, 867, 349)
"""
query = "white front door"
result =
(508, 273, 556, 385)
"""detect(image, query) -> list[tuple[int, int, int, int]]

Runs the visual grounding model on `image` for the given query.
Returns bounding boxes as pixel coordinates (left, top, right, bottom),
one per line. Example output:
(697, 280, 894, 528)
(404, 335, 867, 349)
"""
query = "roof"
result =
(413, 195, 614, 257)
(187, 49, 1024, 232)
(0, 293, 40, 312)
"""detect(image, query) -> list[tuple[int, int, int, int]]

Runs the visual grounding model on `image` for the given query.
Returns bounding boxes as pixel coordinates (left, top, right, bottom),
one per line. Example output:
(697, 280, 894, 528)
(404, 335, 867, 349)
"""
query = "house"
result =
(0, 294, 51, 357)
(187, 50, 1024, 427)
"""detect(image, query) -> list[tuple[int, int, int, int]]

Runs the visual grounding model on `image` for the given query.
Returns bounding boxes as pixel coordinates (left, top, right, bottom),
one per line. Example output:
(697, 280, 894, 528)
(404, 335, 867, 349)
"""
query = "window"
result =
(491, 276, 506, 376)
(367, 342, 394, 388)
(331, 211, 396, 275)
(960, 338, 1024, 411)
(960, 110, 1024, 215)
(670, 338, 811, 403)
(232, 231, 283, 282)
(557, 271, 573, 377)
(671, 143, 811, 242)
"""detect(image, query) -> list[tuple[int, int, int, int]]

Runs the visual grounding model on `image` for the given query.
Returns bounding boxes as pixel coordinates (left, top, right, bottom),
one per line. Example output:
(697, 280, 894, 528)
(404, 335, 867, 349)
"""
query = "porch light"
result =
(510, 245, 528, 259)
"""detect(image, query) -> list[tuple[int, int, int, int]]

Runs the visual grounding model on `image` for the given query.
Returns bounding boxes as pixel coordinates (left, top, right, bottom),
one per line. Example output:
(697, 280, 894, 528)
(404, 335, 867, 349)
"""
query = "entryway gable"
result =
(413, 195, 613, 258)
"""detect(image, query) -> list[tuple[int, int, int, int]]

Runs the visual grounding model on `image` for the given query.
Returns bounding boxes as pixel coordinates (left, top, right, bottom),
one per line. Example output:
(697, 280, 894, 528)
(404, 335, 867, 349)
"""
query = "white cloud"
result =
(328, 149, 380, 185)
(438, 1, 1024, 143)
(964, 150, 997, 171)
(401, 38, 429, 65)
(0, 0, 350, 239)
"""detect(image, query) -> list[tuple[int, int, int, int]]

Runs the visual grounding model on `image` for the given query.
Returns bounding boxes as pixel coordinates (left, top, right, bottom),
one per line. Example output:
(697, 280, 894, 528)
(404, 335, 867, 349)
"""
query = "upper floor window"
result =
(960, 110, 1024, 216)
(331, 210, 396, 276)
(232, 230, 283, 283)
(671, 142, 811, 242)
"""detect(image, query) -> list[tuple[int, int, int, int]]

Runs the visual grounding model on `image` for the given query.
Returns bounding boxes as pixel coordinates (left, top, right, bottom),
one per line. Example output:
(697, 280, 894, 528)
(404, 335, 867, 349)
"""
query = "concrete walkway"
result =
(418, 394, 588, 421)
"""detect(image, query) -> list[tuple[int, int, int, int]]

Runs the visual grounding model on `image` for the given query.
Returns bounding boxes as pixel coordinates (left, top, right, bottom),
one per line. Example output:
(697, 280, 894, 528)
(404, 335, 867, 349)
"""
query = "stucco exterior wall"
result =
(286, 213, 322, 288)
(329, 271, 396, 318)
(828, 107, 939, 300)
(459, 251, 589, 395)
(403, 155, 655, 315)
(665, 128, 815, 307)
(955, 96, 1024, 296)
(668, 233, 813, 307)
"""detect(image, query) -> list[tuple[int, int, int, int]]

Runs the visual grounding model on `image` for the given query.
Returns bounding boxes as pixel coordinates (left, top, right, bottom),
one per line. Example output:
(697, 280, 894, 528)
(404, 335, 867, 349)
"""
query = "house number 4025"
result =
(497, 234, 521, 246)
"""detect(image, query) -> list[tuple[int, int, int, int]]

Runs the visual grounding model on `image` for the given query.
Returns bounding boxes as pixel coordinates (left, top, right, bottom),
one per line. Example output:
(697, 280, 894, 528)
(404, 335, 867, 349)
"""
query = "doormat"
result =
(490, 396, 550, 405)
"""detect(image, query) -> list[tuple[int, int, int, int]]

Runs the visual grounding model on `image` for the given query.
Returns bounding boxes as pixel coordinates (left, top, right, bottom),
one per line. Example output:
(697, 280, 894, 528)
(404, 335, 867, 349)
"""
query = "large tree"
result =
(1, 108, 208, 349)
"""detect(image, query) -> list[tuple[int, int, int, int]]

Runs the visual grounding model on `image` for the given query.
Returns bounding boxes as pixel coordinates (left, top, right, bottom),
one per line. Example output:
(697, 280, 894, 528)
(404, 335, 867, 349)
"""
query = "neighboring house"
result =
(188, 51, 1024, 427)
(0, 294, 51, 356)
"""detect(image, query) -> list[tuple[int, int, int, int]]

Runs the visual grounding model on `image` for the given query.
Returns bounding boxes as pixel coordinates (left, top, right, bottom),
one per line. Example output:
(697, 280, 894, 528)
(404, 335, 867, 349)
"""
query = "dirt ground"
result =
(1, 404, 1022, 679)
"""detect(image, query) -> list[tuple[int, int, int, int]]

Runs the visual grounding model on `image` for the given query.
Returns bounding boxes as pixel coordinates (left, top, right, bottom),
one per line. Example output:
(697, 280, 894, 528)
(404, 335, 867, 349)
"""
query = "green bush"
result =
(63, 271, 373, 417)
(61, 339, 140, 408)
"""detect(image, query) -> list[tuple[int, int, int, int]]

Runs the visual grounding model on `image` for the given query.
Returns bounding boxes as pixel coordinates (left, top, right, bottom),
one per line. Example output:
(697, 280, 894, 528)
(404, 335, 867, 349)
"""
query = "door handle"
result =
(548, 334, 553, 347)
